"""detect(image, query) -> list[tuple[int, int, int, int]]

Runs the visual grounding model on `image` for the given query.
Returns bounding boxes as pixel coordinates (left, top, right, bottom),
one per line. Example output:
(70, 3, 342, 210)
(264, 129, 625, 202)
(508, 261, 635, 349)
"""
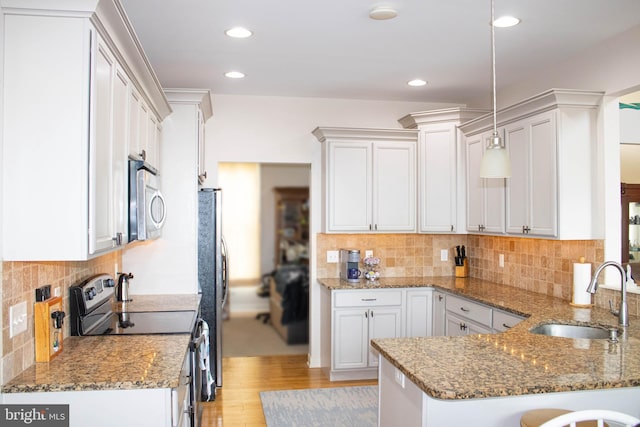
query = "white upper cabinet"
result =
(460, 89, 603, 240)
(1, 0, 170, 260)
(313, 127, 418, 233)
(465, 131, 506, 233)
(399, 108, 488, 233)
(504, 112, 557, 236)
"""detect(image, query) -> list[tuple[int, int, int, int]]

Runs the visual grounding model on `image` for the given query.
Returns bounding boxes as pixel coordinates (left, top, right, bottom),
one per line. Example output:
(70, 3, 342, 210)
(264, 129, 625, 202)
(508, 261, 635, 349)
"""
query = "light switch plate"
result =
(365, 250, 373, 258)
(440, 249, 448, 261)
(327, 250, 339, 263)
(9, 301, 28, 338)
(499, 253, 505, 268)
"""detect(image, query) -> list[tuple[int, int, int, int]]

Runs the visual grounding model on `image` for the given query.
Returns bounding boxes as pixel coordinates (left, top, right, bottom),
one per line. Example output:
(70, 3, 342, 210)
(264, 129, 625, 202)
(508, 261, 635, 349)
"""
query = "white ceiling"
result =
(121, 0, 640, 105)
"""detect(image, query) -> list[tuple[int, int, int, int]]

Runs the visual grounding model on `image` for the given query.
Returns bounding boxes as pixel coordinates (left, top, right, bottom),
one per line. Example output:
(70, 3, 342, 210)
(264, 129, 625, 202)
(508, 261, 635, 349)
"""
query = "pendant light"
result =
(480, 0, 511, 178)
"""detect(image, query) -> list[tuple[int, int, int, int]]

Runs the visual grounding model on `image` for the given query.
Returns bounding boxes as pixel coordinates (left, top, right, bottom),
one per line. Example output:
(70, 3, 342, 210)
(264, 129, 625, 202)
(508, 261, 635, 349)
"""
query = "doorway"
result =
(219, 162, 311, 357)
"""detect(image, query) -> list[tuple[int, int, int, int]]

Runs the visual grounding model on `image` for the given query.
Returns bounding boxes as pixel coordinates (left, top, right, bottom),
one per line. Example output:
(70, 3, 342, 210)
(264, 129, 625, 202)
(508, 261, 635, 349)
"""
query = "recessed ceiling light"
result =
(225, 71, 245, 79)
(493, 16, 520, 28)
(407, 79, 427, 87)
(369, 6, 398, 20)
(225, 27, 253, 38)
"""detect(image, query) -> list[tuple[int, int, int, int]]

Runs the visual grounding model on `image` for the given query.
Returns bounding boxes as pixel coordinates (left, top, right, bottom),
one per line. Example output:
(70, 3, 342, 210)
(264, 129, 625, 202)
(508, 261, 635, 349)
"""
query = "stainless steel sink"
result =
(529, 323, 614, 340)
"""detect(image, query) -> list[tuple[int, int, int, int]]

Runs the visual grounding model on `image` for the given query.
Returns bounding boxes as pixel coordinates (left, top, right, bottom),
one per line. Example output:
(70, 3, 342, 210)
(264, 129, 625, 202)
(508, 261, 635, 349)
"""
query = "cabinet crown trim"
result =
(164, 88, 213, 121)
(459, 88, 604, 136)
(312, 126, 418, 143)
(398, 107, 490, 129)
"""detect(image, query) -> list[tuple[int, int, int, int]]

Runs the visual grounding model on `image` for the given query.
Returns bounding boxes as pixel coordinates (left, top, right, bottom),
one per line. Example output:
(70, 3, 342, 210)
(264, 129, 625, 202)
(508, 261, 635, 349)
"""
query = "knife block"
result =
(455, 259, 469, 278)
(35, 296, 63, 362)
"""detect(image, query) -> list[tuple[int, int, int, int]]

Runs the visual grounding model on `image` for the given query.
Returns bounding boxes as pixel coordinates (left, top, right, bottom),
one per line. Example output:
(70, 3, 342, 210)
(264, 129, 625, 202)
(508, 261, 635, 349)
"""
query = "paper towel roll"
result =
(572, 262, 592, 306)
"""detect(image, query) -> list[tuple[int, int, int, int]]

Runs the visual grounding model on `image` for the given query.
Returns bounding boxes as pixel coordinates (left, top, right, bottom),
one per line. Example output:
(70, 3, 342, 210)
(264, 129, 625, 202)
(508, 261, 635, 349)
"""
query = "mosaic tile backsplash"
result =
(1, 252, 121, 384)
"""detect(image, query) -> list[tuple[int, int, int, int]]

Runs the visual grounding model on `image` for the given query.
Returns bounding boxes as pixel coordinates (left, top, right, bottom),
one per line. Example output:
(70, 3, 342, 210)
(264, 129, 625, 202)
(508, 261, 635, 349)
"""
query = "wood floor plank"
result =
(201, 355, 377, 426)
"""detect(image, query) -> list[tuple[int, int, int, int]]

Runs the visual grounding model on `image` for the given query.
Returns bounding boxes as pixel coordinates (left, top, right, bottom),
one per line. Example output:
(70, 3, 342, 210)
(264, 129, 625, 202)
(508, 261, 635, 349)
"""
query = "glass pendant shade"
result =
(480, 133, 511, 178)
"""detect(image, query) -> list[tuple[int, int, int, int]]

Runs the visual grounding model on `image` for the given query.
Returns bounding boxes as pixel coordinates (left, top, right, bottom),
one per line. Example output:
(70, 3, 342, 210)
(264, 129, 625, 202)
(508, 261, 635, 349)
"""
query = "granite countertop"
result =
(318, 276, 640, 400)
(2, 294, 201, 394)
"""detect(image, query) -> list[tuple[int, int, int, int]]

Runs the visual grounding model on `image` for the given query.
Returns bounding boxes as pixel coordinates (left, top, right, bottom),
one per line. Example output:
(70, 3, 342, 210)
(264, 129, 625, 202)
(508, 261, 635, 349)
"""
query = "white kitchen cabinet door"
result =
(505, 112, 557, 237)
(333, 309, 369, 370)
(432, 291, 446, 336)
(112, 66, 130, 246)
(445, 312, 493, 336)
(405, 289, 434, 337)
(315, 127, 418, 233)
(327, 141, 372, 232)
(128, 87, 142, 159)
(89, 35, 128, 254)
(465, 131, 505, 234)
(146, 113, 161, 168)
(90, 36, 117, 254)
(373, 141, 416, 232)
(418, 125, 457, 232)
(367, 307, 402, 366)
(528, 113, 557, 236)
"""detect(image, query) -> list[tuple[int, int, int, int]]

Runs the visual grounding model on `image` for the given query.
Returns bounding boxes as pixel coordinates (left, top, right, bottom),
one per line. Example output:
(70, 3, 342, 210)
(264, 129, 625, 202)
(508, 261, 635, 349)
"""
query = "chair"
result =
(539, 409, 640, 427)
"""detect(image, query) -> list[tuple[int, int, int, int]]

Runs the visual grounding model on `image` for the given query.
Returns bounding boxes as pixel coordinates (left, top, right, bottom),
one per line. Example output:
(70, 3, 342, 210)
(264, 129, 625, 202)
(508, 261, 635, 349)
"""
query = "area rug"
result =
(260, 386, 377, 427)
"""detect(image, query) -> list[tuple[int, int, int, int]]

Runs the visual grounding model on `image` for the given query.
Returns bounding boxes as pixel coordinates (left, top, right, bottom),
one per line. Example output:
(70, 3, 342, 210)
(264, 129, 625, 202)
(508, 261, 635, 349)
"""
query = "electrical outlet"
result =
(440, 249, 448, 261)
(327, 250, 339, 263)
(9, 301, 28, 338)
(499, 253, 505, 268)
(365, 250, 373, 258)
(53, 287, 61, 297)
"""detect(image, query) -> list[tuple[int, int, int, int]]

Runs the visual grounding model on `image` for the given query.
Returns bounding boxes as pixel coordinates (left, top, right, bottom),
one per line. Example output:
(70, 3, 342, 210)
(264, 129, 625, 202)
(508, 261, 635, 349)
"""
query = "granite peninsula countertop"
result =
(2, 294, 201, 394)
(318, 276, 640, 400)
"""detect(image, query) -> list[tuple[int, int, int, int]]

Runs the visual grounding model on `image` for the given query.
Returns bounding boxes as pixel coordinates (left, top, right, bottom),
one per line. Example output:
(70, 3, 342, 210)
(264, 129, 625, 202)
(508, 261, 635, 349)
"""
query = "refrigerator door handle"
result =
(221, 236, 229, 308)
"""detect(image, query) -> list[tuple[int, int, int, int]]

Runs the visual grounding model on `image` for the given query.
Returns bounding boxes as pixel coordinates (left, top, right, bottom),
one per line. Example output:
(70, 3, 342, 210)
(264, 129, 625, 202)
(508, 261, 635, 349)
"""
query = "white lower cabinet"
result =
(329, 289, 403, 380)
(432, 291, 447, 336)
(405, 289, 434, 337)
(445, 294, 493, 336)
(444, 294, 524, 336)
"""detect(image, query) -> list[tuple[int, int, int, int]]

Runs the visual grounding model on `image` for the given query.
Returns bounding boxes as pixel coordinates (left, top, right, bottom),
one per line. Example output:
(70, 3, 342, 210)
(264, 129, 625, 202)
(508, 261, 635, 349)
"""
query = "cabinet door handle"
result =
(460, 307, 470, 313)
(361, 298, 377, 302)
(369, 224, 372, 231)
(451, 225, 454, 232)
(459, 322, 467, 331)
(139, 149, 146, 161)
(502, 323, 512, 329)
(370, 310, 374, 318)
(112, 232, 123, 246)
(375, 224, 378, 231)
(365, 311, 368, 318)
(438, 295, 443, 302)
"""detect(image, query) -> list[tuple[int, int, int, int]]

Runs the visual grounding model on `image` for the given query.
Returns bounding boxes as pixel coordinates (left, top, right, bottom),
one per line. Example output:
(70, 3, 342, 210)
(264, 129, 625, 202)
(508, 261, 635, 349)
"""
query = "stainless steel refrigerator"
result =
(198, 188, 228, 401)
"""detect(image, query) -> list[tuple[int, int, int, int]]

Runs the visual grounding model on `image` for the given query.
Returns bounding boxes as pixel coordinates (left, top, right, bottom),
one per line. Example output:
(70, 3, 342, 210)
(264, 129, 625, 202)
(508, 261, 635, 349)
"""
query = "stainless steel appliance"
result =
(69, 273, 206, 427)
(340, 248, 361, 282)
(128, 159, 166, 242)
(197, 188, 229, 401)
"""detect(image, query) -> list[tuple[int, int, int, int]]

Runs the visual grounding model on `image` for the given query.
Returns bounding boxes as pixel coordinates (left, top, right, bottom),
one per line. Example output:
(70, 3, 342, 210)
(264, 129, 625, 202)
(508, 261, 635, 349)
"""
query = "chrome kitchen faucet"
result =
(587, 261, 629, 327)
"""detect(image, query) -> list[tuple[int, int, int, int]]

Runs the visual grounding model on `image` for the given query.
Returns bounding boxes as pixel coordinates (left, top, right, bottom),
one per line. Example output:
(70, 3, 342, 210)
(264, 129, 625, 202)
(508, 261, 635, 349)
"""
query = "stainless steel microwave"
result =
(128, 159, 166, 242)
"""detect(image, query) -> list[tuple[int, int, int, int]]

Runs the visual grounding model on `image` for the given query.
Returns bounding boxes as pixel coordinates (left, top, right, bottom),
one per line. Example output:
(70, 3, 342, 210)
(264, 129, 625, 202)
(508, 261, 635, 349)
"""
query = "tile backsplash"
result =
(316, 233, 639, 314)
(1, 252, 121, 384)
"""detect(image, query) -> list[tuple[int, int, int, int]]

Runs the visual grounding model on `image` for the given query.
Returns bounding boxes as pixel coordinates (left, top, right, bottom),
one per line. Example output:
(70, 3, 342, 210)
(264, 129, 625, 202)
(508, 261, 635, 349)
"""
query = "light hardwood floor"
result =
(201, 355, 377, 427)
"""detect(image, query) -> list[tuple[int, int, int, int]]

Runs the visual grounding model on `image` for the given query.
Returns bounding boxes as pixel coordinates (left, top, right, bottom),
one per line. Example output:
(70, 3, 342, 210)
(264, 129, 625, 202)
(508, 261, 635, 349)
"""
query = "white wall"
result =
(259, 164, 311, 275)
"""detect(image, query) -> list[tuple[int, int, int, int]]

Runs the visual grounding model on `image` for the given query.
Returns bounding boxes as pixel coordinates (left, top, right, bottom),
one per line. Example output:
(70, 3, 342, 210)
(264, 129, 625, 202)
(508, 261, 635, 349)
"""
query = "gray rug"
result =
(260, 386, 378, 427)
